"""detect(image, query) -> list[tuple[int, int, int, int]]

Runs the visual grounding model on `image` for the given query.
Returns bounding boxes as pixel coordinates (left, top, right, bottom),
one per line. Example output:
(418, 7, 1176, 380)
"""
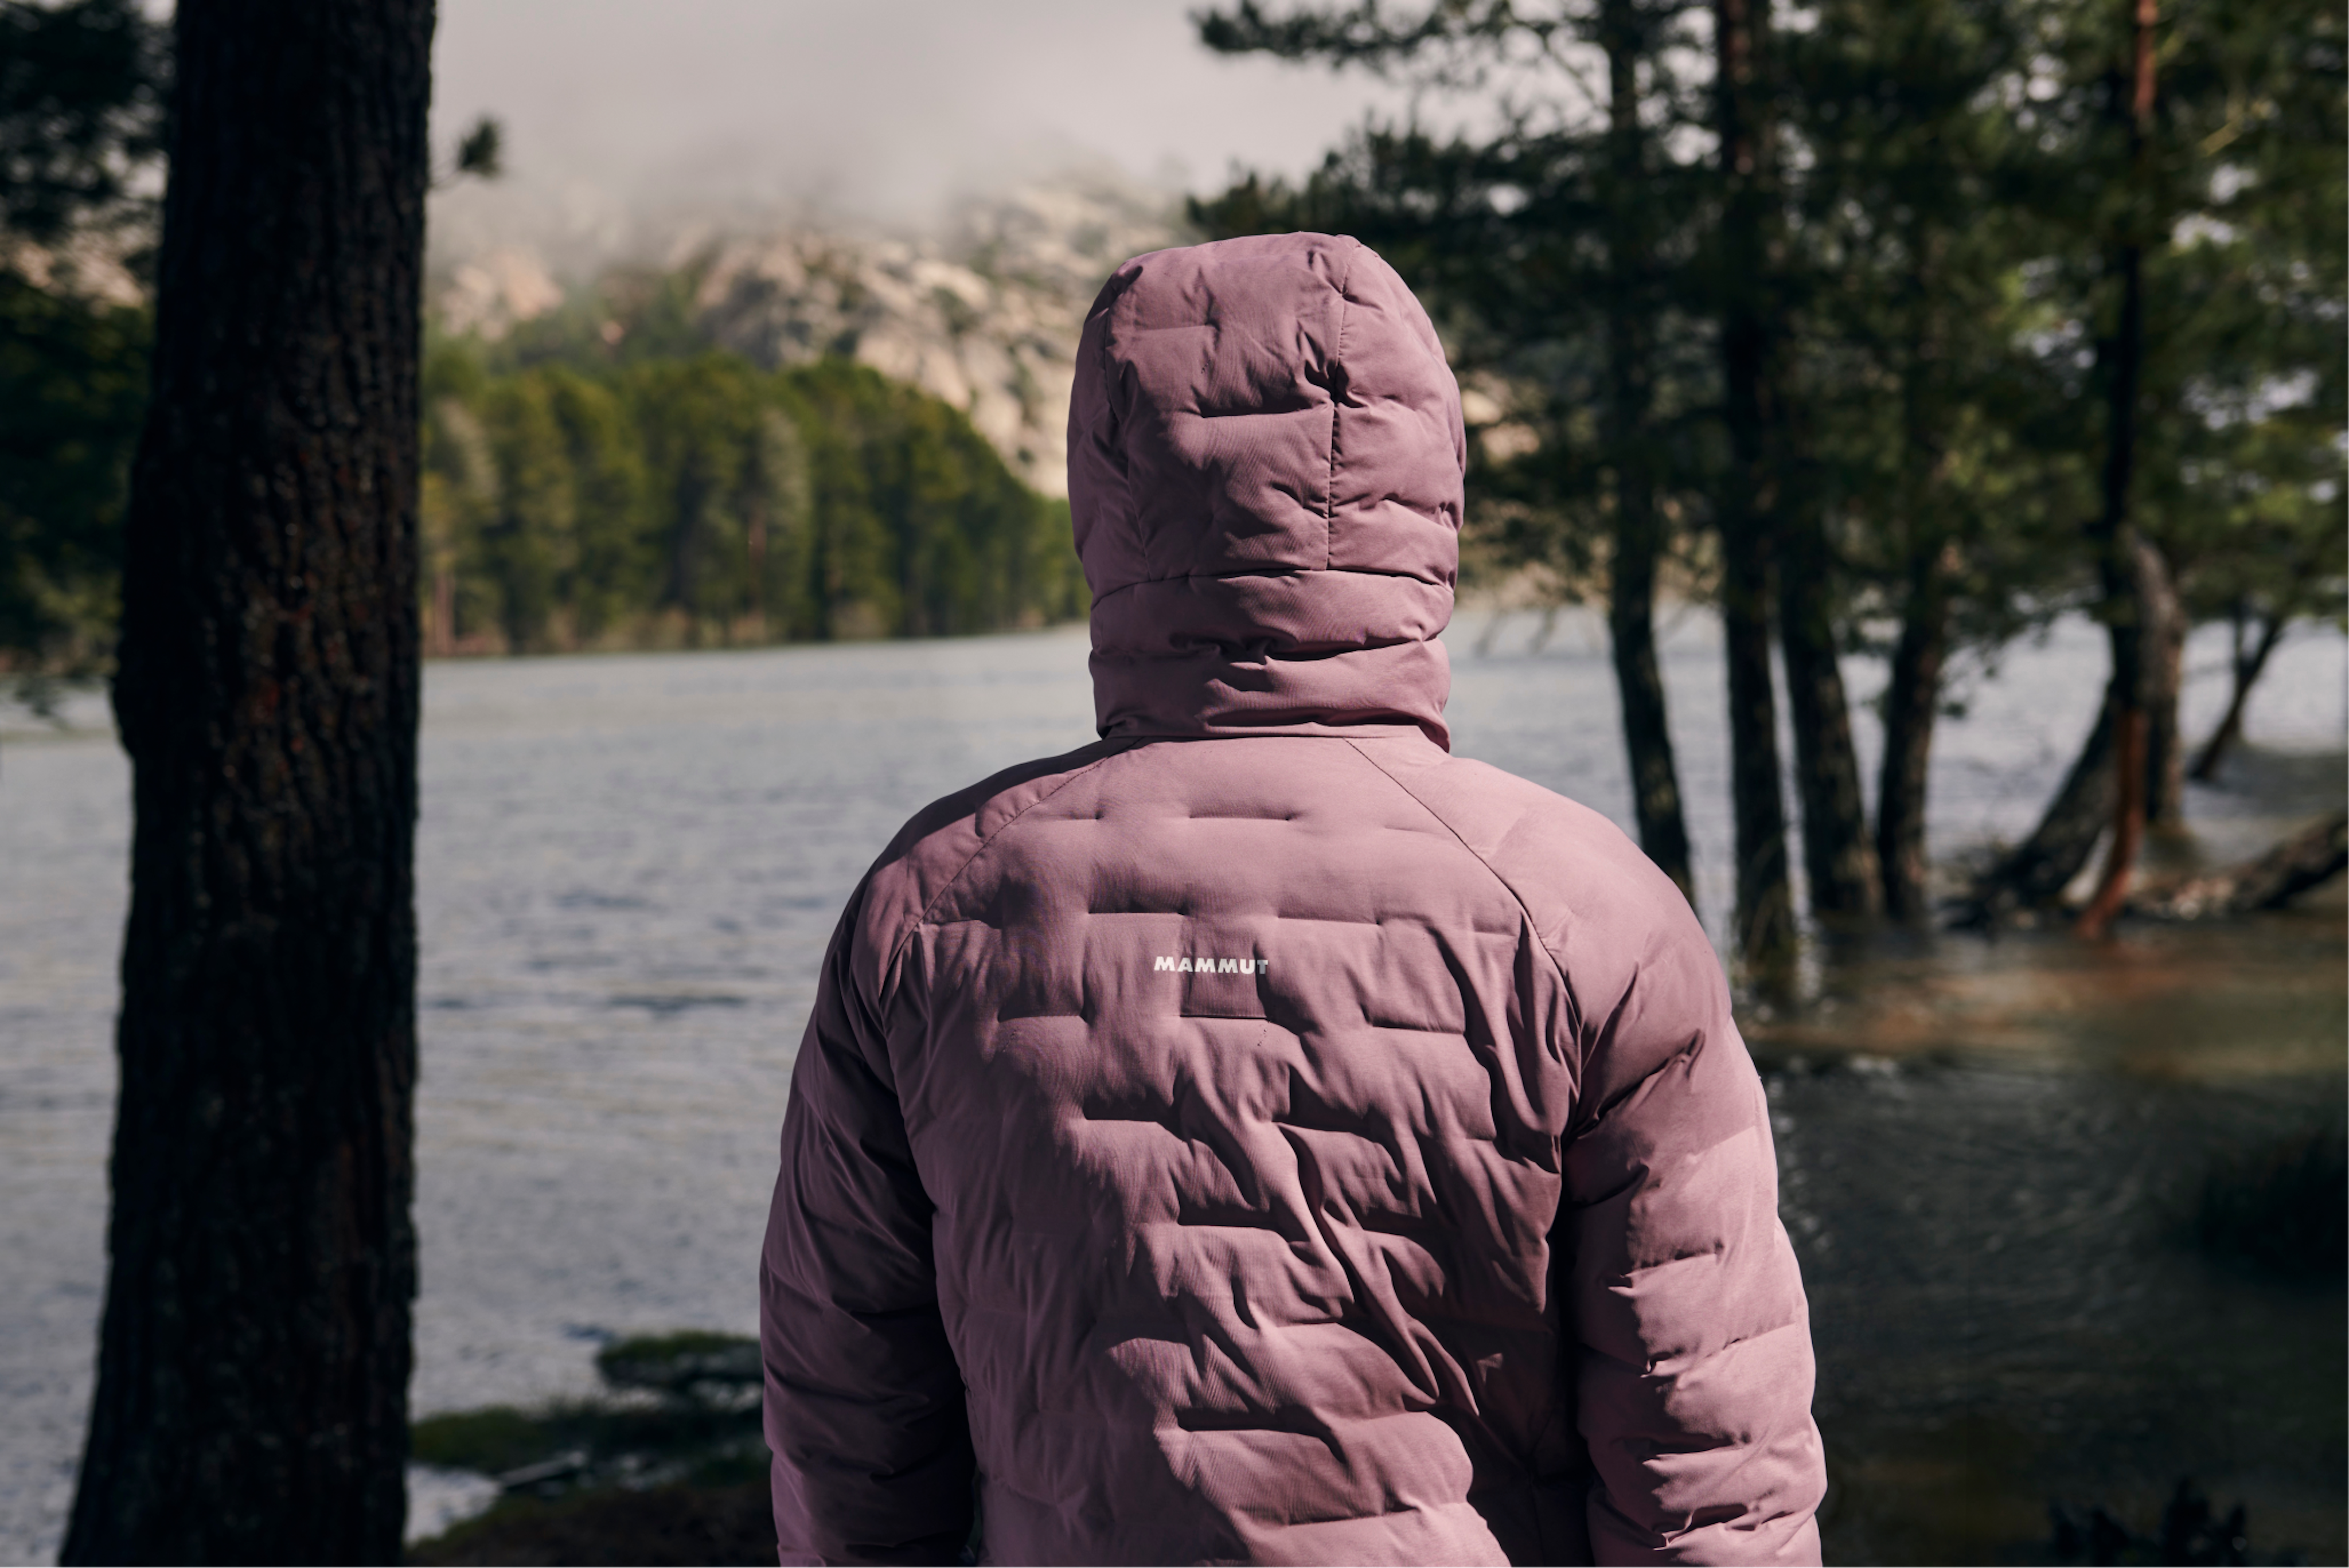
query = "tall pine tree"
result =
(65, 0, 431, 1558)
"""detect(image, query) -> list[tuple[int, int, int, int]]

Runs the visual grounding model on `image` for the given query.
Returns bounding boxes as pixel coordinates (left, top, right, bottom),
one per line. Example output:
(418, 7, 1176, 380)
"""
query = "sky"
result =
(427, 0, 1426, 261)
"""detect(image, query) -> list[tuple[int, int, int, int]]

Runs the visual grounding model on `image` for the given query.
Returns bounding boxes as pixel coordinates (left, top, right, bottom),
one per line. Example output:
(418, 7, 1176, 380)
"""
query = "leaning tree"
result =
(63, 0, 432, 1560)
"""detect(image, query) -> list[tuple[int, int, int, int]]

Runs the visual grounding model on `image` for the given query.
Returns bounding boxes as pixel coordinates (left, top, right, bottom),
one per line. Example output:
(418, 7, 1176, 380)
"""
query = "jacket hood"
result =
(1068, 233, 1465, 748)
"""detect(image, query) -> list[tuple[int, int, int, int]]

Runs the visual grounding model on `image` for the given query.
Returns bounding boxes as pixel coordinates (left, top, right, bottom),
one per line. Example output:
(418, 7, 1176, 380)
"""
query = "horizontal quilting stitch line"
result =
(1572, 1031, 1706, 1146)
(883, 749, 1131, 1004)
(1236, 909, 1469, 931)
(1134, 1207, 1287, 1235)
(1622, 1317, 1807, 1381)
(1292, 1497, 1472, 1527)
(1163, 1214, 1306, 1237)
(1272, 1092, 1414, 1135)
(1605, 1239, 1733, 1278)
(1273, 1100, 1485, 1149)
(1348, 1020, 1470, 1039)
(1174, 399, 1327, 420)
(1170, 810, 1305, 822)
(929, 905, 1174, 924)
(1087, 561, 1452, 605)
(1092, 638, 1431, 666)
(1074, 1296, 1352, 1336)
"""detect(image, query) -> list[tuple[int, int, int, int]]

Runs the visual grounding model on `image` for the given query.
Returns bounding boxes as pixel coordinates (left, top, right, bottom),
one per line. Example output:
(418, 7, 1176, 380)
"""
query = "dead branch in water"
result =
(2122, 812, 2348, 921)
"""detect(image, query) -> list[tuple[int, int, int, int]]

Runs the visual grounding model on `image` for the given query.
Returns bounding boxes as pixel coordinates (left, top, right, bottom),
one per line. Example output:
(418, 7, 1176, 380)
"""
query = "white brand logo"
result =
(1153, 955, 1269, 975)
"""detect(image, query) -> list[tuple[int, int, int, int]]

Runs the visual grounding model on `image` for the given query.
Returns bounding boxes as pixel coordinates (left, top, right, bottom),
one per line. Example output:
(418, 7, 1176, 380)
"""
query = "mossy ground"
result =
(406, 1333, 775, 1566)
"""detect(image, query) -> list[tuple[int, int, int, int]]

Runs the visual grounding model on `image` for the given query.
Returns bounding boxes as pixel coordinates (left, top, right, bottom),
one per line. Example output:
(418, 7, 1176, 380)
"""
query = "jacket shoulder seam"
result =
(1340, 739, 1579, 1015)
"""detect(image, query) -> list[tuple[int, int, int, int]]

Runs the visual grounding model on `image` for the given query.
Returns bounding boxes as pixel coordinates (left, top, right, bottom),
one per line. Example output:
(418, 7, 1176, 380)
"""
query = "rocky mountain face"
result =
(431, 176, 1181, 496)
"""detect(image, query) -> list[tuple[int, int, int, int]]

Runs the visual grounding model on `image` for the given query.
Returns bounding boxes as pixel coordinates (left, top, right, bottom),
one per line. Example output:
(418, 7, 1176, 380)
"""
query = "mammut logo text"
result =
(1154, 956, 1269, 975)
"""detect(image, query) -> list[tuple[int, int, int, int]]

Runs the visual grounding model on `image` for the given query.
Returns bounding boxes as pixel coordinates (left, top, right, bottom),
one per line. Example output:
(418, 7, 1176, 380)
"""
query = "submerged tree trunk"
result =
(1876, 548, 1949, 922)
(1714, 0, 1797, 985)
(2074, 702, 2148, 939)
(2188, 606, 2285, 781)
(2144, 585, 2186, 825)
(1966, 0, 2169, 936)
(1780, 505, 1882, 923)
(1957, 533, 2178, 932)
(1600, 0, 1694, 902)
(2073, 0, 2163, 934)
(1876, 255, 1954, 924)
(2126, 811, 2348, 919)
(1958, 684, 2121, 926)
(64, 1, 431, 1562)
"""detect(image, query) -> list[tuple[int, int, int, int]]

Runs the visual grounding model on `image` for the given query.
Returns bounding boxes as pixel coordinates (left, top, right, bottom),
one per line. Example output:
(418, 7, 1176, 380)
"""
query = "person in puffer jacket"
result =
(761, 232, 1825, 1567)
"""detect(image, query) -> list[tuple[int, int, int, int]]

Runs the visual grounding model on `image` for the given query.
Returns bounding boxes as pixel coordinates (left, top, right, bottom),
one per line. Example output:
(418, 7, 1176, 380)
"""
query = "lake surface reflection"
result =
(1, 610, 2340, 1563)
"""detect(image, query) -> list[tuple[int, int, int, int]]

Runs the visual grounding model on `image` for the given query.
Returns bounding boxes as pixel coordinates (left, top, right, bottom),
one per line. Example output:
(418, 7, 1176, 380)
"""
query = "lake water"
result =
(2, 609, 2342, 1563)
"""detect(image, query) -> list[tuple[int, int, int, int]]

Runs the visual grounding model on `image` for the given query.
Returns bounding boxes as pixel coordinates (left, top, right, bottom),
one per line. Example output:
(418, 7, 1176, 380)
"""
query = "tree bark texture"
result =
(2143, 592, 2185, 824)
(1876, 261, 1954, 924)
(1875, 549, 1949, 923)
(2074, 705, 2147, 939)
(2093, 238, 2148, 705)
(1600, 0, 1694, 903)
(64, 0, 431, 1561)
(1966, 0, 2173, 936)
(1778, 507, 1883, 922)
(1714, 0, 1797, 981)
(2071, 0, 2163, 925)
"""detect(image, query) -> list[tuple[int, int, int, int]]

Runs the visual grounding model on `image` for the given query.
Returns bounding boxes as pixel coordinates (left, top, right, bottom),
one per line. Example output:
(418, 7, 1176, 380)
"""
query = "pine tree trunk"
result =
(1715, 0, 1797, 983)
(1958, 683, 2120, 926)
(1780, 507, 1883, 922)
(1601, 0, 1694, 902)
(1876, 255, 1952, 926)
(2076, 703, 2148, 939)
(63, 1, 431, 1561)
(2188, 608, 2284, 781)
(2075, 0, 2161, 929)
(1876, 553, 1949, 922)
(2144, 589, 2186, 824)
(1611, 499, 1695, 901)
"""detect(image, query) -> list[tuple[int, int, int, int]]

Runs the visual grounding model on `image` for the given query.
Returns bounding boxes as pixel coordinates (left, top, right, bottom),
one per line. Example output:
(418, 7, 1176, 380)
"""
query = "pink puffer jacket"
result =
(762, 233, 1825, 1566)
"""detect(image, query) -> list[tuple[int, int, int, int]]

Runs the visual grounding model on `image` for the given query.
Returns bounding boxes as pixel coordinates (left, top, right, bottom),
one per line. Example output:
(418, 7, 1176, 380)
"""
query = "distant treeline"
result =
(419, 349, 1086, 655)
(5, 306, 1087, 679)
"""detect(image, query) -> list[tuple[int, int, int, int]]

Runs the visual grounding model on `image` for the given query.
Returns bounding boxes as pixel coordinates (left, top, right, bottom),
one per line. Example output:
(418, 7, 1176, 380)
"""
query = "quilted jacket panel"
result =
(763, 234, 1823, 1566)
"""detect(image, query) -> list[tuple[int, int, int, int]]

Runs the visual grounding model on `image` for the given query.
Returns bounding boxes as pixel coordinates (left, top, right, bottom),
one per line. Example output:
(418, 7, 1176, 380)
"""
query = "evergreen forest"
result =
(1197, 0, 2344, 960)
(415, 347, 1084, 655)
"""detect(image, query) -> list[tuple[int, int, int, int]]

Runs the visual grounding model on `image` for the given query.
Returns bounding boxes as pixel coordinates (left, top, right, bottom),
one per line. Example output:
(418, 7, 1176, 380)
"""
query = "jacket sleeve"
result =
(763, 907, 974, 1566)
(1560, 913, 1825, 1566)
